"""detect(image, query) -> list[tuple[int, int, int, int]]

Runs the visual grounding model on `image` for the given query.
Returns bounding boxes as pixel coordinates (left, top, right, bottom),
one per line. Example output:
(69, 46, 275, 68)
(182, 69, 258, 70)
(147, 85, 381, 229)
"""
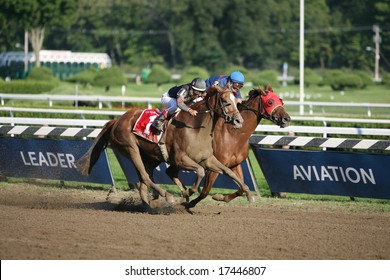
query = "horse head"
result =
(206, 84, 244, 129)
(245, 84, 291, 128)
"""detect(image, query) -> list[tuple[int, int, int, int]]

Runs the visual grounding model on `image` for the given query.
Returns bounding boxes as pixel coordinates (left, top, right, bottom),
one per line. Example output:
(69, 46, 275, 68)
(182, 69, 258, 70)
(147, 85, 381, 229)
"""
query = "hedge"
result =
(179, 66, 209, 84)
(93, 67, 127, 87)
(27, 67, 58, 83)
(322, 70, 368, 90)
(145, 64, 171, 85)
(0, 80, 58, 93)
(381, 72, 390, 86)
(66, 68, 98, 85)
(250, 70, 279, 88)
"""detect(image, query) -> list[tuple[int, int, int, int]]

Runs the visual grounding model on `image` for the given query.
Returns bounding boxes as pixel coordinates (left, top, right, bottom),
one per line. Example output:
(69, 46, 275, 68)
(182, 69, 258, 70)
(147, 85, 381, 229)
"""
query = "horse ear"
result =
(258, 85, 267, 96)
(267, 84, 273, 92)
(207, 84, 220, 95)
(214, 85, 223, 92)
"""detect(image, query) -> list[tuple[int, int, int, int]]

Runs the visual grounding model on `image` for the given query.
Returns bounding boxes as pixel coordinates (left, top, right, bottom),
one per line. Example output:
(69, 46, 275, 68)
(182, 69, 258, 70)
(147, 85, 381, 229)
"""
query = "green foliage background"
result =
(1, 0, 389, 75)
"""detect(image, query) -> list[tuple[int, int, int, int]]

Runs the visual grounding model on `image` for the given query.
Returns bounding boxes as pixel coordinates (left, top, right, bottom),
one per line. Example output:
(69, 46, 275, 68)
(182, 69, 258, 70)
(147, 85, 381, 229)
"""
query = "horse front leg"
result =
(212, 165, 245, 203)
(205, 156, 255, 203)
(166, 165, 192, 202)
(187, 170, 219, 209)
(176, 155, 206, 205)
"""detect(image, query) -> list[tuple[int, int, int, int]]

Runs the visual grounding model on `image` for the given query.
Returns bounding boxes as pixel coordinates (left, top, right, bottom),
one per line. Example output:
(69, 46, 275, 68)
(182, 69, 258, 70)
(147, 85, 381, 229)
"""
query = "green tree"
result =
(3, 0, 388, 74)
(146, 64, 171, 87)
(374, 0, 390, 72)
(1, 0, 78, 67)
(304, 0, 332, 69)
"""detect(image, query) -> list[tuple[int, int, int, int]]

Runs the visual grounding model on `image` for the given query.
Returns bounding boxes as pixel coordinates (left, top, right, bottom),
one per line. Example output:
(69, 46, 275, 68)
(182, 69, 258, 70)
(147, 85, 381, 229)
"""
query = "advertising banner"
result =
(0, 137, 113, 185)
(252, 147, 390, 199)
(113, 150, 257, 192)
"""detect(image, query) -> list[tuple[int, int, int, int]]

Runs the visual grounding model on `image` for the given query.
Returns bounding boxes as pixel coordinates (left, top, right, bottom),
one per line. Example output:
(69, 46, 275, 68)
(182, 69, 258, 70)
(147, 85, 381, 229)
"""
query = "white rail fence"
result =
(1, 117, 390, 137)
(2, 106, 390, 123)
(1, 107, 390, 136)
(2, 93, 390, 116)
(284, 101, 390, 116)
(0, 93, 160, 109)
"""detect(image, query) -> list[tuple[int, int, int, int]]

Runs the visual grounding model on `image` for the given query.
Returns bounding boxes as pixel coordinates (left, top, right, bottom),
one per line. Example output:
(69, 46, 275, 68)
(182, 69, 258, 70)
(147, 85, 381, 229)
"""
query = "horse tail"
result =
(76, 119, 116, 175)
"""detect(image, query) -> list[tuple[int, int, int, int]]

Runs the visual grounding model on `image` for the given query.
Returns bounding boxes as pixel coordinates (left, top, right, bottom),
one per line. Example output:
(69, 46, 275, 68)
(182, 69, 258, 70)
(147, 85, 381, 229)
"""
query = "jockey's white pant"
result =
(161, 91, 178, 115)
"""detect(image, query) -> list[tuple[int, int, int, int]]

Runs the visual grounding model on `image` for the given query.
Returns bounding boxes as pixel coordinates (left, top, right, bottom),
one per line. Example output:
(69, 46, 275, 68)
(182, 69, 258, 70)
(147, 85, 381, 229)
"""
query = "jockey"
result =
(151, 77, 207, 132)
(205, 71, 245, 103)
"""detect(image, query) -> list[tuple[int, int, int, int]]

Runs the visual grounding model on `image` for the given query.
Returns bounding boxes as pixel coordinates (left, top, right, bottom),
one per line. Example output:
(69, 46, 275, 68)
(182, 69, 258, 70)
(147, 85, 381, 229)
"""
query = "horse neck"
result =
(241, 109, 261, 132)
(240, 95, 263, 132)
(177, 100, 214, 132)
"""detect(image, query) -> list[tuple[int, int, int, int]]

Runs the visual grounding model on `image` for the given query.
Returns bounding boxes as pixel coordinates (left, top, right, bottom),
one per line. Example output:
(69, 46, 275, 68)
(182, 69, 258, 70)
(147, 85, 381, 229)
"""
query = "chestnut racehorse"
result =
(182, 85, 291, 208)
(76, 86, 254, 209)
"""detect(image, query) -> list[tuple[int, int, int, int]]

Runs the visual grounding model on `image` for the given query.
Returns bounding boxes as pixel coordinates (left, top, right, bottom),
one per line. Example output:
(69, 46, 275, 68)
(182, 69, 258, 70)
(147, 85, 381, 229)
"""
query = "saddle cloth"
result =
(132, 109, 162, 143)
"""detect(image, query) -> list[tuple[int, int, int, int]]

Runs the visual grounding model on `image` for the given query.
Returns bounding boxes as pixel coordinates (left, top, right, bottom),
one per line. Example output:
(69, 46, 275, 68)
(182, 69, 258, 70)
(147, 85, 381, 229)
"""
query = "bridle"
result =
(240, 89, 284, 122)
(206, 89, 239, 123)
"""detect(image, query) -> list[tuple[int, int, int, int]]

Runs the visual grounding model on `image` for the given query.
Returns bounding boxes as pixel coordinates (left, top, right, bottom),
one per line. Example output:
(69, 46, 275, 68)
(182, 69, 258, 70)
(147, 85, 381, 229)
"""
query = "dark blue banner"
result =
(252, 147, 390, 199)
(0, 137, 113, 185)
(113, 149, 257, 192)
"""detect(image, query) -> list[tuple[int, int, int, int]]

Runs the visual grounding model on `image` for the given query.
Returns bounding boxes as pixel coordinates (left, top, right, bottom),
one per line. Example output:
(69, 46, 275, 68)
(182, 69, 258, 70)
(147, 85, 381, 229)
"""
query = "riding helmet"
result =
(230, 71, 245, 83)
(191, 78, 206, 92)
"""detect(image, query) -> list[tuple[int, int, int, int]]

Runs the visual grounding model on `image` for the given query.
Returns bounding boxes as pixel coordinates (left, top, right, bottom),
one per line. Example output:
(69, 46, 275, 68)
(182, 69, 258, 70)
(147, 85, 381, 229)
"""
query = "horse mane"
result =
(242, 84, 272, 106)
(190, 85, 222, 111)
(241, 88, 260, 109)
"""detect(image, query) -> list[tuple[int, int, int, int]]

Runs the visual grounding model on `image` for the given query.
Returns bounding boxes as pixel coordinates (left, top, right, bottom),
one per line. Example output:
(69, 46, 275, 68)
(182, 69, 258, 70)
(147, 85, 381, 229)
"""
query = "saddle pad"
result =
(133, 109, 161, 143)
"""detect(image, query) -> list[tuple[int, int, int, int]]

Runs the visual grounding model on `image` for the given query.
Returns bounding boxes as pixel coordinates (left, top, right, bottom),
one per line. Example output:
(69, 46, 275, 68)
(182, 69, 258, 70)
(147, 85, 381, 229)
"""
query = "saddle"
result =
(133, 109, 164, 143)
(132, 109, 170, 161)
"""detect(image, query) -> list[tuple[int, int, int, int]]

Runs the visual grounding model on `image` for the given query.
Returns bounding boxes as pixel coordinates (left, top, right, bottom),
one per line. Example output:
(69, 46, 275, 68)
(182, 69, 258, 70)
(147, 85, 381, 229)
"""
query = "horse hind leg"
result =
(142, 161, 175, 205)
(136, 173, 174, 206)
(150, 181, 175, 204)
(137, 182, 151, 210)
(121, 144, 174, 206)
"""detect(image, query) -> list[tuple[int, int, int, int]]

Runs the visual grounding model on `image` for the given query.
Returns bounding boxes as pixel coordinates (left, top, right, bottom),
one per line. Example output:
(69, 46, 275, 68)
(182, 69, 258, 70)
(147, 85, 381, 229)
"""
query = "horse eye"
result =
(268, 99, 274, 106)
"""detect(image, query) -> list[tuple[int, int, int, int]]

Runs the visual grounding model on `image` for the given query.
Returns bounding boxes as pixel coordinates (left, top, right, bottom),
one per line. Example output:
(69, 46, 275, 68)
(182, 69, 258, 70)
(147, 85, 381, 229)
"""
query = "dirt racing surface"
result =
(0, 183, 389, 260)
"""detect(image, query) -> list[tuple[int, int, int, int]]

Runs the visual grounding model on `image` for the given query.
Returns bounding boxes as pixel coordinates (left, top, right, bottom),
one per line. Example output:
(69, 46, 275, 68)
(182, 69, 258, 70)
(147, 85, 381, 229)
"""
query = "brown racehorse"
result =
(76, 85, 254, 209)
(180, 84, 291, 208)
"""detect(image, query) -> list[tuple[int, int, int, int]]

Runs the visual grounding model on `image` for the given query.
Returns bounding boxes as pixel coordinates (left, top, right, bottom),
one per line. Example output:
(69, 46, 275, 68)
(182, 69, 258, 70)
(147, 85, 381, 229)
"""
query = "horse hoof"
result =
(150, 199, 161, 208)
(166, 194, 175, 204)
(247, 195, 256, 203)
(212, 194, 225, 201)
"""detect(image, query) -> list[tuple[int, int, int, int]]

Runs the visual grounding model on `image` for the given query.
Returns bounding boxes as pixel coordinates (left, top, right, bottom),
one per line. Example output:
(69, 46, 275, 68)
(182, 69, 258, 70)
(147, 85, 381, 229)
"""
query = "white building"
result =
(0, 50, 112, 79)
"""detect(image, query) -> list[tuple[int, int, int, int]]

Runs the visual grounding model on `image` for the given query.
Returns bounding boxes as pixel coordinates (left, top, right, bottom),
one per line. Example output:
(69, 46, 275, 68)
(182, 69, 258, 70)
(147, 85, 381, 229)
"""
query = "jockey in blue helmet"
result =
(205, 71, 245, 103)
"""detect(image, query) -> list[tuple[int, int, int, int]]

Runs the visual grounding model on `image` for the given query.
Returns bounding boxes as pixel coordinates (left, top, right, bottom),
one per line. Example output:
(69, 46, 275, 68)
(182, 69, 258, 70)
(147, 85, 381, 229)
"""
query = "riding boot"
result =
(151, 110, 168, 132)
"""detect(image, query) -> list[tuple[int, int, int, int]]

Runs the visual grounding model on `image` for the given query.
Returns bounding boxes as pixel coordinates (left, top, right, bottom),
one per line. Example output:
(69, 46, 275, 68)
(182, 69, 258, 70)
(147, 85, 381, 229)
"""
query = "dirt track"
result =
(0, 183, 389, 260)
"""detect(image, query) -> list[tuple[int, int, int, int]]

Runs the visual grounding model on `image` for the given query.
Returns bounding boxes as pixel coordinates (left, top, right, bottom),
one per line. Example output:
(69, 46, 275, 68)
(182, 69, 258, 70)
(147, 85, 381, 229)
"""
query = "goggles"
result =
(232, 82, 244, 89)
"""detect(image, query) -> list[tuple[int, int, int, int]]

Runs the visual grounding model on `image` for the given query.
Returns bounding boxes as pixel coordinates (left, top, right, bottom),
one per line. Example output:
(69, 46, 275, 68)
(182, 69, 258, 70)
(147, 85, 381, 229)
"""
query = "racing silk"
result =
(205, 75, 243, 99)
(167, 83, 193, 111)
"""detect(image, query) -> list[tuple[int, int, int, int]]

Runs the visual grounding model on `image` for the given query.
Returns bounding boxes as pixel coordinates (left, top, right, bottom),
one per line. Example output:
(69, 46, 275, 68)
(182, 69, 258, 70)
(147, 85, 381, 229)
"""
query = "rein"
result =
(240, 91, 266, 122)
(206, 90, 237, 123)
(204, 90, 239, 134)
(181, 91, 231, 130)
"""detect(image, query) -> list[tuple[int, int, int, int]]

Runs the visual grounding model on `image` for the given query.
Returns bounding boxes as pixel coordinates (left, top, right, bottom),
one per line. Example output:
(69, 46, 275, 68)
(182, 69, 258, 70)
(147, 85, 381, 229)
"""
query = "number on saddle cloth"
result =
(133, 109, 162, 143)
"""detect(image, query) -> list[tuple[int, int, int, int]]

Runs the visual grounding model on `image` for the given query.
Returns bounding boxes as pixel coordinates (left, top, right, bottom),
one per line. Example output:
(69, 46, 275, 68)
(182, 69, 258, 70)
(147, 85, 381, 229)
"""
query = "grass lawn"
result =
(48, 81, 390, 103)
